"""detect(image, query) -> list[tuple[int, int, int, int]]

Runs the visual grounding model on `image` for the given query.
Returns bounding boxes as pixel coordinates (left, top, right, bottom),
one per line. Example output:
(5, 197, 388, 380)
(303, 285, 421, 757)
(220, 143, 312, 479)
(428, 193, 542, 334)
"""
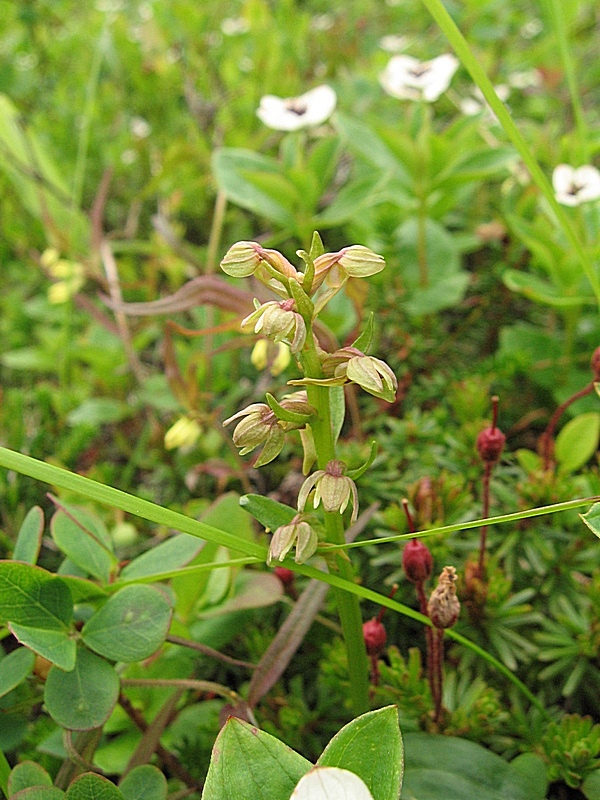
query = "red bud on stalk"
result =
(476, 395, 505, 465)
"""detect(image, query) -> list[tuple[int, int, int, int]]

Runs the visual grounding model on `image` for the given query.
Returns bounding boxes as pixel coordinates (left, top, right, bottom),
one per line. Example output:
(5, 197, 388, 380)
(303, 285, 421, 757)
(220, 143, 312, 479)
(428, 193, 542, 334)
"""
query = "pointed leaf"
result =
(202, 716, 311, 800)
(581, 502, 600, 538)
(9, 622, 76, 671)
(239, 494, 297, 531)
(13, 506, 44, 564)
(318, 706, 403, 800)
(265, 393, 314, 424)
(0, 647, 35, 698)
(0, 561, 72, 629)
(81, 584, 172, 663)
(50, 508, 116, 582)
(44, 649, 119, 730)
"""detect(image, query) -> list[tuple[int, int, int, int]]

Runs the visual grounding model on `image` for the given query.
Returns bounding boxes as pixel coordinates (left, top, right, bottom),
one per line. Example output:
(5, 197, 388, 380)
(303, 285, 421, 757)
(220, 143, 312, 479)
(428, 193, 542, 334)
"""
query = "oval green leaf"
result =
(51, 508, 115, 583)
(8, 761, 53, 794)
(8, 623, 76, 671)
(118, 765, 167, 800)
(0, 647, 35, 698)
(555, 412, 600, 475)
(81, 585, 172, 662)
(9, 788, 65, 799)
(13, 506, 44, 564)
(0, 562, 72, 629)
(65, 773, 124, 800)
(44, 649, 119, 730)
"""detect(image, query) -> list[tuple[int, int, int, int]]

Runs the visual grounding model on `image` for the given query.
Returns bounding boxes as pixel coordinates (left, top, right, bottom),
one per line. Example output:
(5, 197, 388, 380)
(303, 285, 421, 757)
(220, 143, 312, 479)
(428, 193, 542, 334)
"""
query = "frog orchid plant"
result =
(220, 233, 397, 713)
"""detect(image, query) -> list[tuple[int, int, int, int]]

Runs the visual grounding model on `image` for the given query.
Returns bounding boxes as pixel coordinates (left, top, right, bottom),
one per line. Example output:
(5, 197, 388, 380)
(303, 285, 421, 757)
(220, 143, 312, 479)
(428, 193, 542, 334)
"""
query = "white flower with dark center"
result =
(553, 164, 600, 207)
(291, 767, 375, 800)
(380, 54, 459, 102)
(257, 85, 337, 131)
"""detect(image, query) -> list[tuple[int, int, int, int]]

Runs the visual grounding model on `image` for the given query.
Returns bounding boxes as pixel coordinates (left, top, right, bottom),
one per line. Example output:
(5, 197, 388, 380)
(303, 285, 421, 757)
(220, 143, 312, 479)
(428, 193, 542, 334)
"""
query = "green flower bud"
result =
(267, 514, 318, 565)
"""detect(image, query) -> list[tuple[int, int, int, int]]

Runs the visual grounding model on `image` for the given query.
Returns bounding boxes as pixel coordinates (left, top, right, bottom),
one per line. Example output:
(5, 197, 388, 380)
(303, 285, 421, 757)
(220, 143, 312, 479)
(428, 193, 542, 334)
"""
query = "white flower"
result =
(130, 116, 151, 139)
(552, 164, 600, 207)
(221, 17, 250, 36)
(291, 766, 374, 800)
(257, 85, 337, 131)
(507, 69, 542, 90)
(241, 298, 307, 353)
(379, 34, 407, 53)
(267, 514, 318, 565)
(380, 54, 459, 102)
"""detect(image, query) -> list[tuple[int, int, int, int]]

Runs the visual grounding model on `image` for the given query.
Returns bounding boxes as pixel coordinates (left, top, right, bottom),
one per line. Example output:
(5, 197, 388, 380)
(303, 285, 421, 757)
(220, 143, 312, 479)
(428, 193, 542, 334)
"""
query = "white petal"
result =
(573, 166, 600, 202)
(552, 164, 575, 194)
(257, 85, 336, 131)
(291, 767, 374, 800)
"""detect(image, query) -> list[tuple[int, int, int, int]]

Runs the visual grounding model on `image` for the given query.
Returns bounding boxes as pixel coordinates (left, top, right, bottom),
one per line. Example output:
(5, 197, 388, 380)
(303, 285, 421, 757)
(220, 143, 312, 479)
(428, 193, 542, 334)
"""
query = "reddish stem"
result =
(541, 382, 594, 470)
(477, 462, 492, 579)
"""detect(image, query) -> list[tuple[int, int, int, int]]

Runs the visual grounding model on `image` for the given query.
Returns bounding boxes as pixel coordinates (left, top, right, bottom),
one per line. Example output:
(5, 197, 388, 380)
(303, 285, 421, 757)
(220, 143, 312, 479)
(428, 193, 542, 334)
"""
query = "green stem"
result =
(545, 0, 588, 162)
(300, 336, 370, 714)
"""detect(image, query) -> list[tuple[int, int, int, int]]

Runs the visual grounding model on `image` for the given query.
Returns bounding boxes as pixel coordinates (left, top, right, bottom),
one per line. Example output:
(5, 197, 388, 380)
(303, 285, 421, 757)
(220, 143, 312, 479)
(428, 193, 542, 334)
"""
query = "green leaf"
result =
(8, 623, 76, 671)
(554, 412, 600, 474)
(81, 584, 172, 663)
(202, 716, 311, 800)
(582, 769, 600, 799)
(118, 532, 203, 581)
(335, 113, 409, 177)
(401, 733, 547, 800)
(503, 269, 589, 308)
(0, 562, 72, 629)
(351, 313, 374, 353)
(0, 93, 89, 253)
(239, 494, 297, 531)
(13, 506, 44, 564)
(66, 399, 134, 428)
(44, 649, 119, 730)
(212, 148, 296, 228)
(329, 385, 346, 447)
(8, 761, 53, 794)
(265, 393, 314, 424)
(318, 706, 403, 800)
(50, 507, 116, 583)
(9, 788, 65, 799)
(118, 765, 167, 800)
(0, 647, 35, 698)
(580, 502, 600, 539)
(64, 774, 124, 800)
(197, 572, 282, 618)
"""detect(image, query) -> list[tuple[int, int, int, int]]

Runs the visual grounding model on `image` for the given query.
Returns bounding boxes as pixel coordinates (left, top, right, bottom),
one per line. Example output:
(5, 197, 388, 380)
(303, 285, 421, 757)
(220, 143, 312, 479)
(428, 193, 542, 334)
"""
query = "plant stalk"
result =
(300, 336, 370, 715)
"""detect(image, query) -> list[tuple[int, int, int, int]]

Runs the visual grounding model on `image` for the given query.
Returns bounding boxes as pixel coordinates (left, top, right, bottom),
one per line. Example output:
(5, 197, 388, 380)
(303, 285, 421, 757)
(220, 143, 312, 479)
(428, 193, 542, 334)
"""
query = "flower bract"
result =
(380, 54, 459, 102)
(257, 85, 336, 131)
